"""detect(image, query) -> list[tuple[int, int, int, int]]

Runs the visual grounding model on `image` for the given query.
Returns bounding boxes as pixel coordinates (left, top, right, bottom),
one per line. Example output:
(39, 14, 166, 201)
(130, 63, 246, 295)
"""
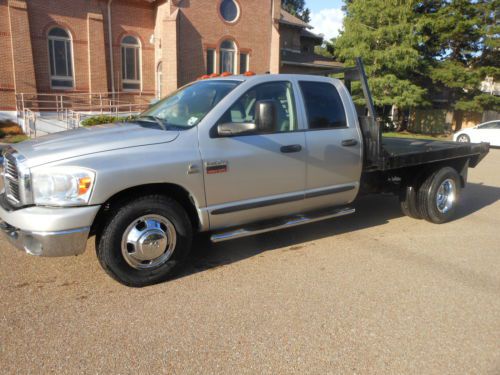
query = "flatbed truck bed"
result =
(379, 137, 490, 170)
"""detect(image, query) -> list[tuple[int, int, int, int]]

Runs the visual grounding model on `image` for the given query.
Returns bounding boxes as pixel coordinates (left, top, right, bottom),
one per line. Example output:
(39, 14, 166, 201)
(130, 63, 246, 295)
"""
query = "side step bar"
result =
(211, 207, 355, 243)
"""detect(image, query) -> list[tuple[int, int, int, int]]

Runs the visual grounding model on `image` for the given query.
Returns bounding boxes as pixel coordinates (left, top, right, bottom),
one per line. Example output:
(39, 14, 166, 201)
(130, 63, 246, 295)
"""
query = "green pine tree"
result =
(421, 0, 500, 129)
(281, 0, 311, 23)
(335, 0, 499, 131)
(335, 0, 428, 129)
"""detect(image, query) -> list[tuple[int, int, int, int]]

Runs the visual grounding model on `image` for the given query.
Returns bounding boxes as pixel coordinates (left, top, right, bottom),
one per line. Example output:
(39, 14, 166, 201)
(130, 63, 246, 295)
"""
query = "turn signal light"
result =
(244, 71, 256, 76)
(78, 177, 92, 195)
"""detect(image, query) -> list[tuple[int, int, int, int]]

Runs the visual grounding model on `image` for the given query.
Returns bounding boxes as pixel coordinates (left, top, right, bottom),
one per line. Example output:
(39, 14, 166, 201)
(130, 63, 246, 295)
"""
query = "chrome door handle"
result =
(341, 139, 358, 147)
(280, 144, 302, 153)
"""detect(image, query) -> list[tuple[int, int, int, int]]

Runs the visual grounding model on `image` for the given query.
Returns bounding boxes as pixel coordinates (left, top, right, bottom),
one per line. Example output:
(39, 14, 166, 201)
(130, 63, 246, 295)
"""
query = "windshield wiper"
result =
(135, 115, 167, 131)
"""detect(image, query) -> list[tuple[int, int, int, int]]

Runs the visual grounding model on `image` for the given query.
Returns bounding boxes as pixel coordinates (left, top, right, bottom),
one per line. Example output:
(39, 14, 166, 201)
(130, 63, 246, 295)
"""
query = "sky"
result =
(307, 0, 345, 41)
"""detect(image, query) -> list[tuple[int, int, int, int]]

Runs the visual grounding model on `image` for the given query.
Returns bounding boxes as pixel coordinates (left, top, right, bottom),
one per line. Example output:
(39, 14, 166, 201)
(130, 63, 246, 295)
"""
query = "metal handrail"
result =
(16, 91, 154, 136)
(23, 108, 37, 138)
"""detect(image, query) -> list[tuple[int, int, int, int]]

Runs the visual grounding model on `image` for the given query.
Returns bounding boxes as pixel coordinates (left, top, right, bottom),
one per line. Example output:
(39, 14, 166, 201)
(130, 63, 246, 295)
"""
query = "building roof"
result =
(300, 29, 323, 41)
(279, 9, 311, 29)
(281, 50, 344, 70)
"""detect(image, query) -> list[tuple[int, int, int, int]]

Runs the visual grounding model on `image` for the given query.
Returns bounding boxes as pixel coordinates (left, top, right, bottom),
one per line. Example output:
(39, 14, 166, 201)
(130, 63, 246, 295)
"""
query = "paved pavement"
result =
(1, 150, 499, 374)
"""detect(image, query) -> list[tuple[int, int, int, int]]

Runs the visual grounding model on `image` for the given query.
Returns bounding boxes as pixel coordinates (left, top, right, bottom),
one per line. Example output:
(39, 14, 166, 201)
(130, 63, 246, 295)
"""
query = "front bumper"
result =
(0, 221, 90, 257)
(0, 197, 101, 257)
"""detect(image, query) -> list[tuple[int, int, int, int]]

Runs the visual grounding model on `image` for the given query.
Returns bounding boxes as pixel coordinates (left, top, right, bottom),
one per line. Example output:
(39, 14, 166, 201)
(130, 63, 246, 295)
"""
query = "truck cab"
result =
(195, 74, 363, 230)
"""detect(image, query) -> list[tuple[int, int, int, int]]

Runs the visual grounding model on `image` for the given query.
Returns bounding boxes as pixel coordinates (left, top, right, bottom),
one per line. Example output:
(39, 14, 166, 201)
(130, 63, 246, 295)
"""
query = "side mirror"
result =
(217, 122, 257, 136)
(255, 100, 277, 133)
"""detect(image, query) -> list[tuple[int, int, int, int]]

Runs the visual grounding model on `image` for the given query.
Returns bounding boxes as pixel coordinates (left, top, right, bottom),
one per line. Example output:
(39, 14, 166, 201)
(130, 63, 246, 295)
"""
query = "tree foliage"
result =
(335, 0, 499, 118)
(281, 0, 311, 23)
(335, 0, 428, 108)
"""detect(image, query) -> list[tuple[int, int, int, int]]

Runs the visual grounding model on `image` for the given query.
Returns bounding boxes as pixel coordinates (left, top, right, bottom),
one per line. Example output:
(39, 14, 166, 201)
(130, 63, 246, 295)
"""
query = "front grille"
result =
(3, 153, 21, 204)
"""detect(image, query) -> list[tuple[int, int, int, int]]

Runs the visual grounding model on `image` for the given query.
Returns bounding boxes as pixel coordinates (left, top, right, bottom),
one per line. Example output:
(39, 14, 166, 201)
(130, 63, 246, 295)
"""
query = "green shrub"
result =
(8, 134, 29, 143)
(81, 115, 137, 127)
(0, 120, 27, 143)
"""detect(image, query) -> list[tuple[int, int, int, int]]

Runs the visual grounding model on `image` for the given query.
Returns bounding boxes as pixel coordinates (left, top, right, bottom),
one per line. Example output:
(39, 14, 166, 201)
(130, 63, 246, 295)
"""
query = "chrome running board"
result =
(210, 207, 355, 243)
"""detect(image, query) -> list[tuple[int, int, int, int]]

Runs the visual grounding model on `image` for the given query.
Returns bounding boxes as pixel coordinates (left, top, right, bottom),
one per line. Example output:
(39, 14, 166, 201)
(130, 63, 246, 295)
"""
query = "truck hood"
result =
(13, 122, 180, 168)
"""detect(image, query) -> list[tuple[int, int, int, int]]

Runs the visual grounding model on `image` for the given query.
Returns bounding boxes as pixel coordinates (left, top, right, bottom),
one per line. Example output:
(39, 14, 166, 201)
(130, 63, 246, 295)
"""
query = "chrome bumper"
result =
(0, 221, 90, 257)
(0, 194, 100, 257)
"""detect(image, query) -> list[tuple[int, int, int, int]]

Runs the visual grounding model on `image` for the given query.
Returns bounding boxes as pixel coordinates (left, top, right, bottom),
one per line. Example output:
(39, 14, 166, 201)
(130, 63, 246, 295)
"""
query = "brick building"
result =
(0, 0, 341, 117)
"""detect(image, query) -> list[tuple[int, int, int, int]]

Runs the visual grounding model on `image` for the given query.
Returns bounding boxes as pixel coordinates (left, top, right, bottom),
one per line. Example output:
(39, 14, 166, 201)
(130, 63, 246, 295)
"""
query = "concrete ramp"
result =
(34, 116, 69, 136)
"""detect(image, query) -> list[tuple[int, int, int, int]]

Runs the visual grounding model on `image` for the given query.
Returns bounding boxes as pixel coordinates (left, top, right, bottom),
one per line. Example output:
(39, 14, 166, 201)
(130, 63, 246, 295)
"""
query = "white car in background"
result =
(453, 120, 500, 146)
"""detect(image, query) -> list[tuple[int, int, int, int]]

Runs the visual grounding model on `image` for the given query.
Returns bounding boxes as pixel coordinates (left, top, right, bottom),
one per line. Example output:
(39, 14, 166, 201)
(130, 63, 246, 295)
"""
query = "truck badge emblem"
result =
(206, 161, 228, 174)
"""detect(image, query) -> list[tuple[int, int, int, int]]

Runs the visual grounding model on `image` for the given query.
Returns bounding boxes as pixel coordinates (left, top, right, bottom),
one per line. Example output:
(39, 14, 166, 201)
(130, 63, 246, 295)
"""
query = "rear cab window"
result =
(299, 81, 347, 130)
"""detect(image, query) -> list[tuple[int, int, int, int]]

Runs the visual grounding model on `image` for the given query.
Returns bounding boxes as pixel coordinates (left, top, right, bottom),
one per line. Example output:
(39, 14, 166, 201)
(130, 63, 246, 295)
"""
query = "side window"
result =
(479, 122, 500, 129)
(299, 81, 347, 129)
(220, 81, 297, 133)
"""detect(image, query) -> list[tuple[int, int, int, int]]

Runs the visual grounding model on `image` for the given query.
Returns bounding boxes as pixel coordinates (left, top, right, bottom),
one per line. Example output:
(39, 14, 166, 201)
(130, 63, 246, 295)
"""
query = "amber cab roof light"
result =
(197, 71, 256, 81)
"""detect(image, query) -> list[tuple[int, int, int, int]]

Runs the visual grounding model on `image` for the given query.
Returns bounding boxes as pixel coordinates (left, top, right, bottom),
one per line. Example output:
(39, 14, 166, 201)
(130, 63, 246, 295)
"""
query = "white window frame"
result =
(121, 36, 142, 91)
(219, 0, 241, 24)
(156, 61, 163, 99)
(219, 40, 237, 74)
(47, 27, 75, 90)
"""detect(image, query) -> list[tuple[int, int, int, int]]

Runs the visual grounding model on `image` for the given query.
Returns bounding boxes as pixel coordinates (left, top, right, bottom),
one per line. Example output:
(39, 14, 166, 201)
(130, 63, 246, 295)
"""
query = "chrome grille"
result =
(2, 150, 22, 205)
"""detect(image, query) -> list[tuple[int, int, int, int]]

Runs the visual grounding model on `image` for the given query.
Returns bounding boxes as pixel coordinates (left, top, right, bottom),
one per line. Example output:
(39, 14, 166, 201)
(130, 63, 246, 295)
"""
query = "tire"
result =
(456, 134, 470, 143)
(400, 185, 422, 219)
(96, 195, 193, 287)
(417, 167, 461, 224)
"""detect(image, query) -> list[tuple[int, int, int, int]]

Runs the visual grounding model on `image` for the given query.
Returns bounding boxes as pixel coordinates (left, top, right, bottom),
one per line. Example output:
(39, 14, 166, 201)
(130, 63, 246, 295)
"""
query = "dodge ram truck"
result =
(0, 59, 489, 286)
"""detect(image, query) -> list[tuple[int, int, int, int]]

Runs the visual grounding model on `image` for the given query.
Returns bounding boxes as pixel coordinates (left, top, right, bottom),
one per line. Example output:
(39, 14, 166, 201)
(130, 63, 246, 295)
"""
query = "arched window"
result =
(48, 27, 74, 89)
(121, 35, 141, 90)
(219, 40, 236, 74)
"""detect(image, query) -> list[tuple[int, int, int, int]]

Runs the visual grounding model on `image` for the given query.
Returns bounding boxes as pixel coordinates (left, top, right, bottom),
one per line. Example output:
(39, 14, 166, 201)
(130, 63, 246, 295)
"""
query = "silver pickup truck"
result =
(0, 60, 489, 286)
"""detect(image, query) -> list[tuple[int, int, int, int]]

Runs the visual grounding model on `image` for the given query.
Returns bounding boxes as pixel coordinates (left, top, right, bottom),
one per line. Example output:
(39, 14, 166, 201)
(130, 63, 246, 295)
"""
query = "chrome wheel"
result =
(436, 179, 456, 214)
(457, 134, 469, 143)
(121, 214, 177, 270)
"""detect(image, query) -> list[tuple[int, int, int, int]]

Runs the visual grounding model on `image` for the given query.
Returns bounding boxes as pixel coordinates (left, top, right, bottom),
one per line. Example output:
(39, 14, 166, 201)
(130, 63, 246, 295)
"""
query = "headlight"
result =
(31, 167, 95, 206)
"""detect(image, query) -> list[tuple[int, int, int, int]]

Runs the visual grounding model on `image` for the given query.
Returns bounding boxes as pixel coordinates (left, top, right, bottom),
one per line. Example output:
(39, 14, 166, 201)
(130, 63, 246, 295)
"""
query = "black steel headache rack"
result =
(312, 58, 490, 172)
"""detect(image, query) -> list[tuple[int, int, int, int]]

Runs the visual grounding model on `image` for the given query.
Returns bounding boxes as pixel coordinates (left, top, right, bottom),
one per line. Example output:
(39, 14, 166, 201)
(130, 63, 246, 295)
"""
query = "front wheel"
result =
(96, 195, 193, 287)
(417, 167, 461, 224)
(456, 134, 470, 143)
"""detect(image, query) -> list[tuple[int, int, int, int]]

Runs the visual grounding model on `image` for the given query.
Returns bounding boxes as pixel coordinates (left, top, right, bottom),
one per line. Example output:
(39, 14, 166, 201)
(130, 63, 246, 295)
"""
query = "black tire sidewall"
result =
(400, 185, 420, 218)
(420, 168, 461, 224)
(457, 134, 470, 143)
(97, 196, 192, 287)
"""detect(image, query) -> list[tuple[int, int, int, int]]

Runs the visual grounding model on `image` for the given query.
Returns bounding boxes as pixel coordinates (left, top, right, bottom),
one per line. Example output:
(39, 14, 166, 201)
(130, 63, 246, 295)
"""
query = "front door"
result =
(199, 80, 307, 230)
(478, 121, 500, 146)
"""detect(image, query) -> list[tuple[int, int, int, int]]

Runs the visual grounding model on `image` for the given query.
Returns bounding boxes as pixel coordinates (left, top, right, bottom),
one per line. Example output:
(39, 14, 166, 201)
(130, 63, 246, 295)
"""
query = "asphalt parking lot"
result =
(1, 149, 499, 374)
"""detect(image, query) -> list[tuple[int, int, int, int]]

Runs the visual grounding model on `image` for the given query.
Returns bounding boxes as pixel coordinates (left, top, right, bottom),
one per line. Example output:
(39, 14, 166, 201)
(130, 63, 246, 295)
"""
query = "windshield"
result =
(139, 80, 240, 129)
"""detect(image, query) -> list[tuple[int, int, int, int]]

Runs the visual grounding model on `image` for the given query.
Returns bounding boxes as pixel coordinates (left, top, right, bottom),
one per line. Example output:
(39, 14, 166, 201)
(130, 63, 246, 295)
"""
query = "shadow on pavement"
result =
(178, 182, 500, 278)
(180, 194, 402, 278)
(456, 182, 500, 219)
